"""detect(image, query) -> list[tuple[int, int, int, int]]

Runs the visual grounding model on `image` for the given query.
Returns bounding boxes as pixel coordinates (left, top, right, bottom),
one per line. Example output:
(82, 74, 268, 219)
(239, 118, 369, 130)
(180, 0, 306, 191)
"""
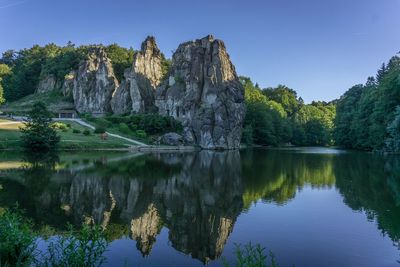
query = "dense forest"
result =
(240, 77, 335, 146)
(335, 54, 400, 152)
(0, 43, 399, 152)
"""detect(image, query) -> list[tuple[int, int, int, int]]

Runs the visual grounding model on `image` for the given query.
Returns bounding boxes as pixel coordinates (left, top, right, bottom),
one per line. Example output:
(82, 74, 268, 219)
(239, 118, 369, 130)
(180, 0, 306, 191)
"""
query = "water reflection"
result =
(0, 149, 399, 264)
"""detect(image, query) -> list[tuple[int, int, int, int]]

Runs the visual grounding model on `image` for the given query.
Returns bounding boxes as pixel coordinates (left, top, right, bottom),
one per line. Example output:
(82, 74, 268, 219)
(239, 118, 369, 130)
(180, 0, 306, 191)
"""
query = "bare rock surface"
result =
(73, 47, 118, 114)
(155, 35, 245, 149)
(36, 74, 57, 93)
(111, 36, 163, 114)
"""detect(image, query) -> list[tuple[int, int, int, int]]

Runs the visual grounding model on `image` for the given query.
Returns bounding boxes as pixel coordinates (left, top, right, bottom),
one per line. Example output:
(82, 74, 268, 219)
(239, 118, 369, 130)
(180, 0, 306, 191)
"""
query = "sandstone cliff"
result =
(36, 74, 57, 93)
(72, 47, 119, 114)
(155, 35, 245, 149)
(111, 36, 163, 114)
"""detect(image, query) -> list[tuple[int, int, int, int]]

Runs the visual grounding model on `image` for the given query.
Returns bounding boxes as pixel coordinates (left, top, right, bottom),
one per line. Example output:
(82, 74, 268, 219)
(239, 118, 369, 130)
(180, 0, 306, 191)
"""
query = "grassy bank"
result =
(0, 119, 131, 150)
(83, 113, 183, 145)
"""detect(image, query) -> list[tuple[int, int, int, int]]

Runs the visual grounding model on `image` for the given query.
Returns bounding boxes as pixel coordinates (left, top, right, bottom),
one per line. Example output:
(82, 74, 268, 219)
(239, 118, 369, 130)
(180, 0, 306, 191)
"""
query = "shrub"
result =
(66, 123, 71, 128)
(134, 130, 147, 139)
(72, 129, 81, 134)
(95, 118, 112, 129)
(51, 122, 68, 130)
(83, 129, 91, 136)
(94, 127, 106, 134)
(0, 208, 37, 266)
(118, 123, 132, 134)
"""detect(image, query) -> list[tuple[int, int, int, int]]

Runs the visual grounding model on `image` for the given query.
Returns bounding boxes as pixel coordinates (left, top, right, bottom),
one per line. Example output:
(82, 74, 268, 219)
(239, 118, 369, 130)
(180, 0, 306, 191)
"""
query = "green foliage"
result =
(92, 114, 182, 139)
(51, 122, 68, 130)
(94, 127, 106, 134)
(222, 243, 277, 267)
(263, 84, 300, 116)
(385, 106, 400, 153)
(44, 224, 108, 267)
(134, 130, 147, 139)
(0, 207, 37, 267)
(118, 123, 131, 134)
(161, 55, 172, 79)
(104, 44, 135, 82)
(0, 63, 11, 104)
(0, 207, 108, 267)
(72, 128, 81, 134)
(0, 43, 135, 102)
(334, 54, 400, 151)
(20, 102, 60, 151)
(83, 129, 91, 136)
(240, 76, 334, 147)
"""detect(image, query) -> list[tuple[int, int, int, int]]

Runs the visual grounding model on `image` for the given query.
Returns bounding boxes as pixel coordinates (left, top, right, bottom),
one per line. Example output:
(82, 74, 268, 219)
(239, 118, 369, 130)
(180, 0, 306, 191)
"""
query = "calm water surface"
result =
(0, 148, 399, 266)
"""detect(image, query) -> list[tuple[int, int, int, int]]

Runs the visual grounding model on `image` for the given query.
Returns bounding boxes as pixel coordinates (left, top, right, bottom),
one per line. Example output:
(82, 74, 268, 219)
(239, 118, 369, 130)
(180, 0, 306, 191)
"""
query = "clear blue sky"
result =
(1, 0, 399, 102)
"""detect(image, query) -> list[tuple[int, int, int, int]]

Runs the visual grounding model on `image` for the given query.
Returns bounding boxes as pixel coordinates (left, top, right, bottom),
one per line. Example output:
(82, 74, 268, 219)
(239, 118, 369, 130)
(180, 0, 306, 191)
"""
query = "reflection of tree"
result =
(241, 149, 336, 208)
(334, 153, 400, 245)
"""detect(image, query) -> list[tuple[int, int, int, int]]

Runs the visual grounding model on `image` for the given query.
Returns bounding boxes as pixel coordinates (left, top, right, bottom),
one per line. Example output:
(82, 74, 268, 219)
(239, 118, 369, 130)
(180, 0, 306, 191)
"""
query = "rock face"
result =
(155, 35, 245, 149)
(62, 71, 75, 97)
(111, 36, 163, 114)
(37, 74, 57, 93)
(73, 47, 118, 114)
(157, 132, 184, 146)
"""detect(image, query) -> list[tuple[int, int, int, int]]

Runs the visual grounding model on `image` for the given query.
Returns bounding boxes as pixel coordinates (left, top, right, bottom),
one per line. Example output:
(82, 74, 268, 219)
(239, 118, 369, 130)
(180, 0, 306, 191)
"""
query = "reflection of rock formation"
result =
(24, 151, 243, 262)
(130, 204, 162, 256)
(158, 151, 243, 263)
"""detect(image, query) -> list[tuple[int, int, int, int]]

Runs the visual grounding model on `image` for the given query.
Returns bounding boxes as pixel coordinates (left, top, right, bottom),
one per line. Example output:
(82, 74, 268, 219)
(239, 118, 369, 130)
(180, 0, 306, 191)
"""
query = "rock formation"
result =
(72, 47, 119, 114)
(62, 71, 75, 97)
(36, 74, 57, 93)
(49, 35, 245, 149)
(155, 35, 245, 149)
(111, 36, 163, 114)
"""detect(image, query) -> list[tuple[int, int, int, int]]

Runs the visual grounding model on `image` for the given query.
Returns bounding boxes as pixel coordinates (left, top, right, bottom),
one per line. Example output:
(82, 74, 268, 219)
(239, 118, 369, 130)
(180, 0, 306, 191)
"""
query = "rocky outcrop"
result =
(111, 36, 163, 114)
(155, 35, 245, 149)
(73, 47, 118, 114)
(156, 132, 184, 146)
(37, 74, 57, 93)
(62, 71, 75, 97)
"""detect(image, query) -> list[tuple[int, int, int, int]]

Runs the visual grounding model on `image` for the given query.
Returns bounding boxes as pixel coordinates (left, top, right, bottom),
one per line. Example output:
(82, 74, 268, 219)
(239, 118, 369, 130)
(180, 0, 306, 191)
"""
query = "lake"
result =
(0, 148, 399, 266)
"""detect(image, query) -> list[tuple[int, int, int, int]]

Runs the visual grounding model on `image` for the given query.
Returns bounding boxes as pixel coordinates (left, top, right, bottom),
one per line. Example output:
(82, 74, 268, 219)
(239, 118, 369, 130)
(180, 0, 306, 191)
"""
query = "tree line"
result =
(0, 42, 135, 102)
(241, 77, 336, 147)
(334, 53, 400, 152)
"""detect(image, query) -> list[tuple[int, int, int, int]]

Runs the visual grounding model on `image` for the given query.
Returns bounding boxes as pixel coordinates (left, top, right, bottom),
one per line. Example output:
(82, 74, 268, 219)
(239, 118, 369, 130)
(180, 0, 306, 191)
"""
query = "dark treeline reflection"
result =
(0, 149, 399, 263)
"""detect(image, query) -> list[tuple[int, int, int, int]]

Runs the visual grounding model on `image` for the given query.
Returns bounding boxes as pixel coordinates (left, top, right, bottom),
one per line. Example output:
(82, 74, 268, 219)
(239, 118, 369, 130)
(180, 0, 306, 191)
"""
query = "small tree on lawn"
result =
(20, 102, 60, 151)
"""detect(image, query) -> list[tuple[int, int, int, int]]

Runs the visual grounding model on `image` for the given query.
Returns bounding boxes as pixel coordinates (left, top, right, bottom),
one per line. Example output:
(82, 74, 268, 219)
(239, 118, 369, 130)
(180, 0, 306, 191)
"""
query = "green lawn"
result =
(0, 119, 131, 150)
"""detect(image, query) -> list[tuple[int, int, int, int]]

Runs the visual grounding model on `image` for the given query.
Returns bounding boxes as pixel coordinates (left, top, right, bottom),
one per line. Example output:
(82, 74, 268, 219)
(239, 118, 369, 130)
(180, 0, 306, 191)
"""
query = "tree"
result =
(263, 85, 300, 116)
(20, 102, 60, 151)
(105, 44, 135, 82)
(0, 64, 11, 104)
(385, 106, 400, 153)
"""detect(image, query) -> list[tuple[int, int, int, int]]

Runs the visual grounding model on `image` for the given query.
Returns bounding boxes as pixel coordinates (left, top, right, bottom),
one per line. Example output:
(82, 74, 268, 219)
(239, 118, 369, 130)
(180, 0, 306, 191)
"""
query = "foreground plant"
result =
(0, 207, 37, 266)
(42, 224, 108, 267)
(223, 242, 277, 267)
(0, 208, 108, 267)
